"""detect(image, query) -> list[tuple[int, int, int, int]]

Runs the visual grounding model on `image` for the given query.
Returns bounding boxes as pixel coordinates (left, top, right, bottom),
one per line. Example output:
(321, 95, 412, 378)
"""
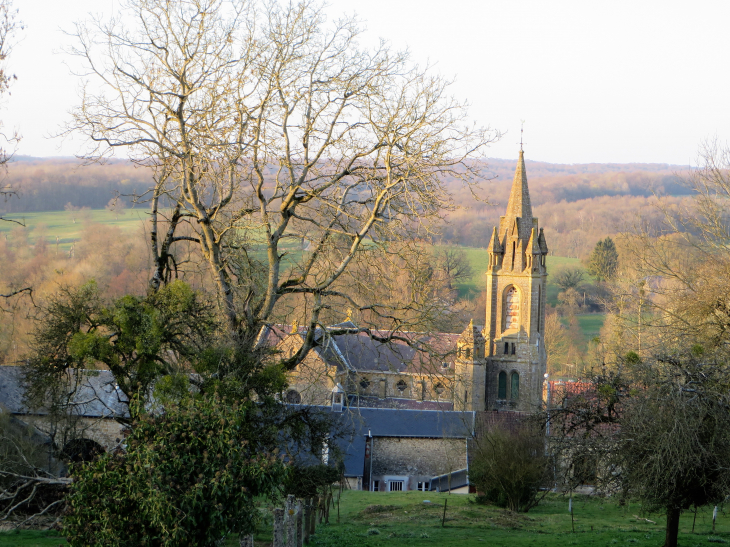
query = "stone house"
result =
(331, 407, 474, 493)
(0, 366, 127, 456)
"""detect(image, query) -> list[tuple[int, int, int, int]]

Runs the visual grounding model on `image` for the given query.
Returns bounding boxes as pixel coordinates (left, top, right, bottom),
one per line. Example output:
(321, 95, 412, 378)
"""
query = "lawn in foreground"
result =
(3, 491, 729, 546)
(303, 490, 729, 547)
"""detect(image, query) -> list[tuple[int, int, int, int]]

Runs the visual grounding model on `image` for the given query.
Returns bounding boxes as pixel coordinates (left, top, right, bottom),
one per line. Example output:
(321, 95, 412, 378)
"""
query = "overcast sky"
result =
(5, 0, 729, 164)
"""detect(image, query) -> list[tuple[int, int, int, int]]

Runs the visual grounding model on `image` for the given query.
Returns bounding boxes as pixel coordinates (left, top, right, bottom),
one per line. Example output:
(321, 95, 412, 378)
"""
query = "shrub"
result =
(469, 424, 551, 512)
(283, 463, 341, 499)
(63, 396, 287, 546)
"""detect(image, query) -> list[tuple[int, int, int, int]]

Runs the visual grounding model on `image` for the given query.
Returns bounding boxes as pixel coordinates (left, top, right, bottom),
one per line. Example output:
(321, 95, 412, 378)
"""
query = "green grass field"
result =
(0, 529, 67, 547)
(577, 314, 606, 342)
(302, 491, 730, 547)
(0, 209, 146, 251)
(5, 491, 727, 547)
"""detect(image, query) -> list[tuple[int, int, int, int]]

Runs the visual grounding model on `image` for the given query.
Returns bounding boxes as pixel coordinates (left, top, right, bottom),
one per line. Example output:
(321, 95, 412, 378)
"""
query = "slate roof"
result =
(0, 366, 129, 419)
(347, 396, 453, 411)
(259, 325, 459, 374)
(331, 408, 474, 478)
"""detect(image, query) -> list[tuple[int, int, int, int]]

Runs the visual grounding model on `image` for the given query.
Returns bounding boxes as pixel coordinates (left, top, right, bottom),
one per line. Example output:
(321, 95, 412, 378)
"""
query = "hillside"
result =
(1, 156, 694, 259)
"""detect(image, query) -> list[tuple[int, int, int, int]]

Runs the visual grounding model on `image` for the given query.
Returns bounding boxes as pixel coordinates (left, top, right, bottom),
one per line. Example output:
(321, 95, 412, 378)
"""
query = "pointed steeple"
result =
(538, 227, 549, 255)
(503, 150, 533, 240)
(527, 227, 540, 254)
(487, 226, 503, 254)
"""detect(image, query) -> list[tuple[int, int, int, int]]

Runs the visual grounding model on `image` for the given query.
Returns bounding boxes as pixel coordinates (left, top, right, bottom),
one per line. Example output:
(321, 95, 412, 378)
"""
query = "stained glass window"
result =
(505, 287, 520, 329)
(498, 371, 507, 399)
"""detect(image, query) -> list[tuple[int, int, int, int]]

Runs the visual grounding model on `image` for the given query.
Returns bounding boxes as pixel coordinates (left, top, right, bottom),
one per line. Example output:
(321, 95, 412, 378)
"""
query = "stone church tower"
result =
(482, 150, 548, 411)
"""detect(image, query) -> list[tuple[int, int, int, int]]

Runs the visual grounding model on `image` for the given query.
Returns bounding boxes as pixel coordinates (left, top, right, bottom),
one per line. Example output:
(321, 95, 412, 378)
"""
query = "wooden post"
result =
(713, 506, 718, 533)
(303, 500, 310, 544)
(569, 496, 575, 533)
(296, 500, 304, 547)
(286, 495, 297, 547)
(239, 534, 254, 547)
(308, 497, 317, 536)
(325, 492, 332, 524)
(273, 508, 285, 547)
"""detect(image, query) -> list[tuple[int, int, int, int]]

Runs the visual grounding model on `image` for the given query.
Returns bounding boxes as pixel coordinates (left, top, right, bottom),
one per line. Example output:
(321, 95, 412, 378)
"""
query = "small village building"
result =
(0, 366, 127, 456)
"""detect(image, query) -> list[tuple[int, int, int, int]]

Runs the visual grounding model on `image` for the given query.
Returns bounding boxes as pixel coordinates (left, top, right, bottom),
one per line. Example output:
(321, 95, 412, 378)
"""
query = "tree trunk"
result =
(664, 506, 681, 547)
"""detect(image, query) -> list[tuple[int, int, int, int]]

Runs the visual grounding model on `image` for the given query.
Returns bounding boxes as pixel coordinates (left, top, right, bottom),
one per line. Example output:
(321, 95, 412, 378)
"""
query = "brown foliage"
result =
(0, 221, 148, 363)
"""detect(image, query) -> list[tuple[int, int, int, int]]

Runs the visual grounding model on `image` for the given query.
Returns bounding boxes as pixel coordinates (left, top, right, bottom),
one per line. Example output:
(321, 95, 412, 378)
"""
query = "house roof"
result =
(0, 366, 129, 419)
(332, 408, 474, 477)
(347, 396, 454, 411)
(259, 324, 460, 375)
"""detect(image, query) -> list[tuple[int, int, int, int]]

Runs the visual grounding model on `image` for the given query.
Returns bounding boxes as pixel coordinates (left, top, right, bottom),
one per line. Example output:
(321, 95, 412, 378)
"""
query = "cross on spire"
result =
(519, 120, 525, 151)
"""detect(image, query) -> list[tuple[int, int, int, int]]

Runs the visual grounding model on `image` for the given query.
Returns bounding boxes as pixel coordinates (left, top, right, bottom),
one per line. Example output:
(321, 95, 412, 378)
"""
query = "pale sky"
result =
(5, 0, 730, 164)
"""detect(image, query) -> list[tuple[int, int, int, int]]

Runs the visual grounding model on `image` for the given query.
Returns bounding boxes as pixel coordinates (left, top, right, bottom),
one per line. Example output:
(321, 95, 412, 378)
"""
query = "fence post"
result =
(308, 497, 317, 536)
(296, 500, 304, 547)
(239, 533, 254, 547)
(286, 495, 297, 547)
(303, 500, 310, 544)
(273, 508, 285, 547)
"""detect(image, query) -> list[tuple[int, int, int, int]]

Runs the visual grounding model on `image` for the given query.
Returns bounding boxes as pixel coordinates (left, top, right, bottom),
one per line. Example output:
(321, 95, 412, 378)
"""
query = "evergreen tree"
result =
(587, 237, 618, 281)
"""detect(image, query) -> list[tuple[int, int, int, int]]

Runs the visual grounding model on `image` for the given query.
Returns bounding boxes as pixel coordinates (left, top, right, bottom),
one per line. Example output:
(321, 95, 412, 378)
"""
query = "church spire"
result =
(505, 150, 533, 228)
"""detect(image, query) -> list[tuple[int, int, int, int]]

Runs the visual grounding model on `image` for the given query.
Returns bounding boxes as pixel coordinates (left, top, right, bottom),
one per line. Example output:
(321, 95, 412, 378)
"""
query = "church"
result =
(265, 151, 548, 415)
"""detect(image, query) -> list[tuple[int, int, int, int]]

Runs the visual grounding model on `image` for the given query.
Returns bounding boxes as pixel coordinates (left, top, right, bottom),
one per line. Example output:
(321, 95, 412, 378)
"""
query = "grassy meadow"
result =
(4, 491, 728, 547)
(0, 209, 146, 251)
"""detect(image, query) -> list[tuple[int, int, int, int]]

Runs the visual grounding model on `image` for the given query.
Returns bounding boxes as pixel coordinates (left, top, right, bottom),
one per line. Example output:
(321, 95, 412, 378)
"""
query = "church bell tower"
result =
(483, 150, 548, 411)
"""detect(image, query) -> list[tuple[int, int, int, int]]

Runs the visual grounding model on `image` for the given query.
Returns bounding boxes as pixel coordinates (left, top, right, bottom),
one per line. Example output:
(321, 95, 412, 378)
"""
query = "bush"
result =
(63, 396, 287, 546)
(469, 424, 550, 512)
(283, 463, 341, 499)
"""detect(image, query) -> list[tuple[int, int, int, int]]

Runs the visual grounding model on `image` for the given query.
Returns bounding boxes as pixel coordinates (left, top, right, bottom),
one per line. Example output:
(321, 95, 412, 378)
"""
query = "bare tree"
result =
(65, 0, 498, 367)
(552, 266, 585, 292)
(433, 246, 473, 291)
(545, 350, 730, 547)
(0, 0, 21, 225)
(603, 139, 730, 357)
(543, 311, 570, 376)
(0, 0, 27, 307)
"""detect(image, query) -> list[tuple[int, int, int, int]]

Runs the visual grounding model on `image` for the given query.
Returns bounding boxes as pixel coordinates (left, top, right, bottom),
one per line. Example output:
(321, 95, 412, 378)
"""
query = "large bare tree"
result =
(603, 139, 730, 358)
(0, 0, 27, 305)
(66, 0, 497, 367)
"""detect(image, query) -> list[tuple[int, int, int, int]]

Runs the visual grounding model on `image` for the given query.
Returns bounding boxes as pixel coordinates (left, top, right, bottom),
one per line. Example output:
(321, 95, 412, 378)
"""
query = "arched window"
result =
(537, 285, 542, 333)
(498, 371, 507, 399)
(465, 348, 471, 359)
(359, 377, 370, 390)
(505, 287, 520, 329)
(61, 438, 104, 463)
(396, 380, 407, 392)
(285, 389, 302, 404)
(434, 382, 445, 396)
(511, 372, 520, 401)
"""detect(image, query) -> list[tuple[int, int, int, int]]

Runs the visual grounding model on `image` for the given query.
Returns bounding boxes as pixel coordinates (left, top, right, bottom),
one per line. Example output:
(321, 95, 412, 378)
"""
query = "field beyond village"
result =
(0, 210, 605, 349)
(2, 491, 729, 546)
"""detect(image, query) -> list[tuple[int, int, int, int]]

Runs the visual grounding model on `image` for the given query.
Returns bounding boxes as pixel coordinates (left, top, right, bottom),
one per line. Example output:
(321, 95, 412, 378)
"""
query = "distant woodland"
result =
(1, 156, 694, 259)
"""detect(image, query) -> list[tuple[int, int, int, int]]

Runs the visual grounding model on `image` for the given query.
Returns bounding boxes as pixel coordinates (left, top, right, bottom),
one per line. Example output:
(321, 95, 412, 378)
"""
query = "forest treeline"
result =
(443, 159, 692, 257)
(1, 156, 693, 259)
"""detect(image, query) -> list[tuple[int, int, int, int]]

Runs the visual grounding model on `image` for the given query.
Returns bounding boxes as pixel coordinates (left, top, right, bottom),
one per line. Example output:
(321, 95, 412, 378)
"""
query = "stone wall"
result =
(22, 414, 126, 452)
(370, 437, 467, 491)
